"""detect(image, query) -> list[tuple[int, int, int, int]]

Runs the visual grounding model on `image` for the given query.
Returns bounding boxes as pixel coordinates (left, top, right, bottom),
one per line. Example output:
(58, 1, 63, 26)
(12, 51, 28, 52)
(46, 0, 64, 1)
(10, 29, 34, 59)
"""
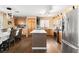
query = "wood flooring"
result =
(7, 35, 62, 53)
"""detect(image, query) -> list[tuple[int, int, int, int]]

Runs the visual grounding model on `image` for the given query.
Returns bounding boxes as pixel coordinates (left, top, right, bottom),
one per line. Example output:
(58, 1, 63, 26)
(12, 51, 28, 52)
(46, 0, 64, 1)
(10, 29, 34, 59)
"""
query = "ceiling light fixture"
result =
(6, 7, 13, 20)
(6, 7, 12, 10)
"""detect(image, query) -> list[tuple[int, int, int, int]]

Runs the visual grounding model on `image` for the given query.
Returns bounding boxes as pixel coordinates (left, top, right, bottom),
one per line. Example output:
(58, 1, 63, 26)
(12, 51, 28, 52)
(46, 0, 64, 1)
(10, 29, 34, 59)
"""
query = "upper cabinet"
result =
(49, 15, 63, 29)
(0, 11, 13, 29)
(3, 13, 9, 29)
(0, 12, 9, 29)
(14, 17, 26, 25)
(0, 12, 3, 29)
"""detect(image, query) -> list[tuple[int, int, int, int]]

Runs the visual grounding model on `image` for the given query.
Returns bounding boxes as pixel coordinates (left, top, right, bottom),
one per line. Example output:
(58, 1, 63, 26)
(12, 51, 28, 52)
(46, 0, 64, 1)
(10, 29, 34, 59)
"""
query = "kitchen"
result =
(0, 5, 78, 53)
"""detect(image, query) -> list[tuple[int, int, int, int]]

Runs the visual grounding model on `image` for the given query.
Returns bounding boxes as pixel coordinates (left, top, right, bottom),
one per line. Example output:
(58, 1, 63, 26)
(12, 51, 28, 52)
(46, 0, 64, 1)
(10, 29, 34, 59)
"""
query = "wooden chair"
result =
(15, 29, 22, 42)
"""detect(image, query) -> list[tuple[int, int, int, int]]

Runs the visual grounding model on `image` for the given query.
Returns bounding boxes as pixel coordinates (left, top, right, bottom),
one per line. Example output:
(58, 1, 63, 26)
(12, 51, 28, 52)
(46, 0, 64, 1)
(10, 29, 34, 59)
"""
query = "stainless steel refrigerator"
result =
(62, 8, 79, 53)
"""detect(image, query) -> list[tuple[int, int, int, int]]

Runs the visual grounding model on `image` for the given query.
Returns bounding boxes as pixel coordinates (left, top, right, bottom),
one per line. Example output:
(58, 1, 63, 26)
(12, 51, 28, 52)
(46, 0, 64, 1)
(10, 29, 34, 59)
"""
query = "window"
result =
(40, 20, 49, 28)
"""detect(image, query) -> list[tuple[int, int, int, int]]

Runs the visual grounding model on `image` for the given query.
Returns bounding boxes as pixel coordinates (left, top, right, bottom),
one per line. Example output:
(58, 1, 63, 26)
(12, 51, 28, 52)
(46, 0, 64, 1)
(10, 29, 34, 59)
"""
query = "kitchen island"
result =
(30, 30, 47, 51)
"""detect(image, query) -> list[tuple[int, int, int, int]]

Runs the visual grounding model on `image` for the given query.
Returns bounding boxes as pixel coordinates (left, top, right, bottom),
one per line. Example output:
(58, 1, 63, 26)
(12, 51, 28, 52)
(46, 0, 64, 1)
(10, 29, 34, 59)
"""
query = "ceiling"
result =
(0, 5, 72, 16)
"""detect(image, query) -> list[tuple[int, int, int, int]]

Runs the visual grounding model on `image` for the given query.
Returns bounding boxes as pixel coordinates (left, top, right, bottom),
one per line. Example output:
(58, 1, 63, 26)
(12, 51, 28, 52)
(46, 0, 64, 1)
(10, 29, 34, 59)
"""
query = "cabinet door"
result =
(31, 19, 36, 29)
(3, 14, 8, 29)
(45, 29, 54, 36)
(27, 19, 32, 29)
(0, 16, 3, 29)
(27, 17, 36, 35)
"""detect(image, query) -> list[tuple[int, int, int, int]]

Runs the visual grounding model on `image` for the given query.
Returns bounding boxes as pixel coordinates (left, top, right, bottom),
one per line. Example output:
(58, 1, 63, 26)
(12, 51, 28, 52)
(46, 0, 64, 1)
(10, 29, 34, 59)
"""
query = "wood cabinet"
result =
(59, 32, 62, 44)
(26, 17, 36, 35)
(22, 29, 28, 37)
(45, 29, 54, 36)
(14, 17, 26, 26)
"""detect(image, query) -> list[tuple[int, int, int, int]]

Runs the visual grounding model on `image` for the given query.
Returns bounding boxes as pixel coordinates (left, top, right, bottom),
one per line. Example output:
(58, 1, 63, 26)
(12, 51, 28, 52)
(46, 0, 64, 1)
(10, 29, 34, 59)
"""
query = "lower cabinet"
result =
(45, 29, 54, 36)
(22, 29, 28, 37)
